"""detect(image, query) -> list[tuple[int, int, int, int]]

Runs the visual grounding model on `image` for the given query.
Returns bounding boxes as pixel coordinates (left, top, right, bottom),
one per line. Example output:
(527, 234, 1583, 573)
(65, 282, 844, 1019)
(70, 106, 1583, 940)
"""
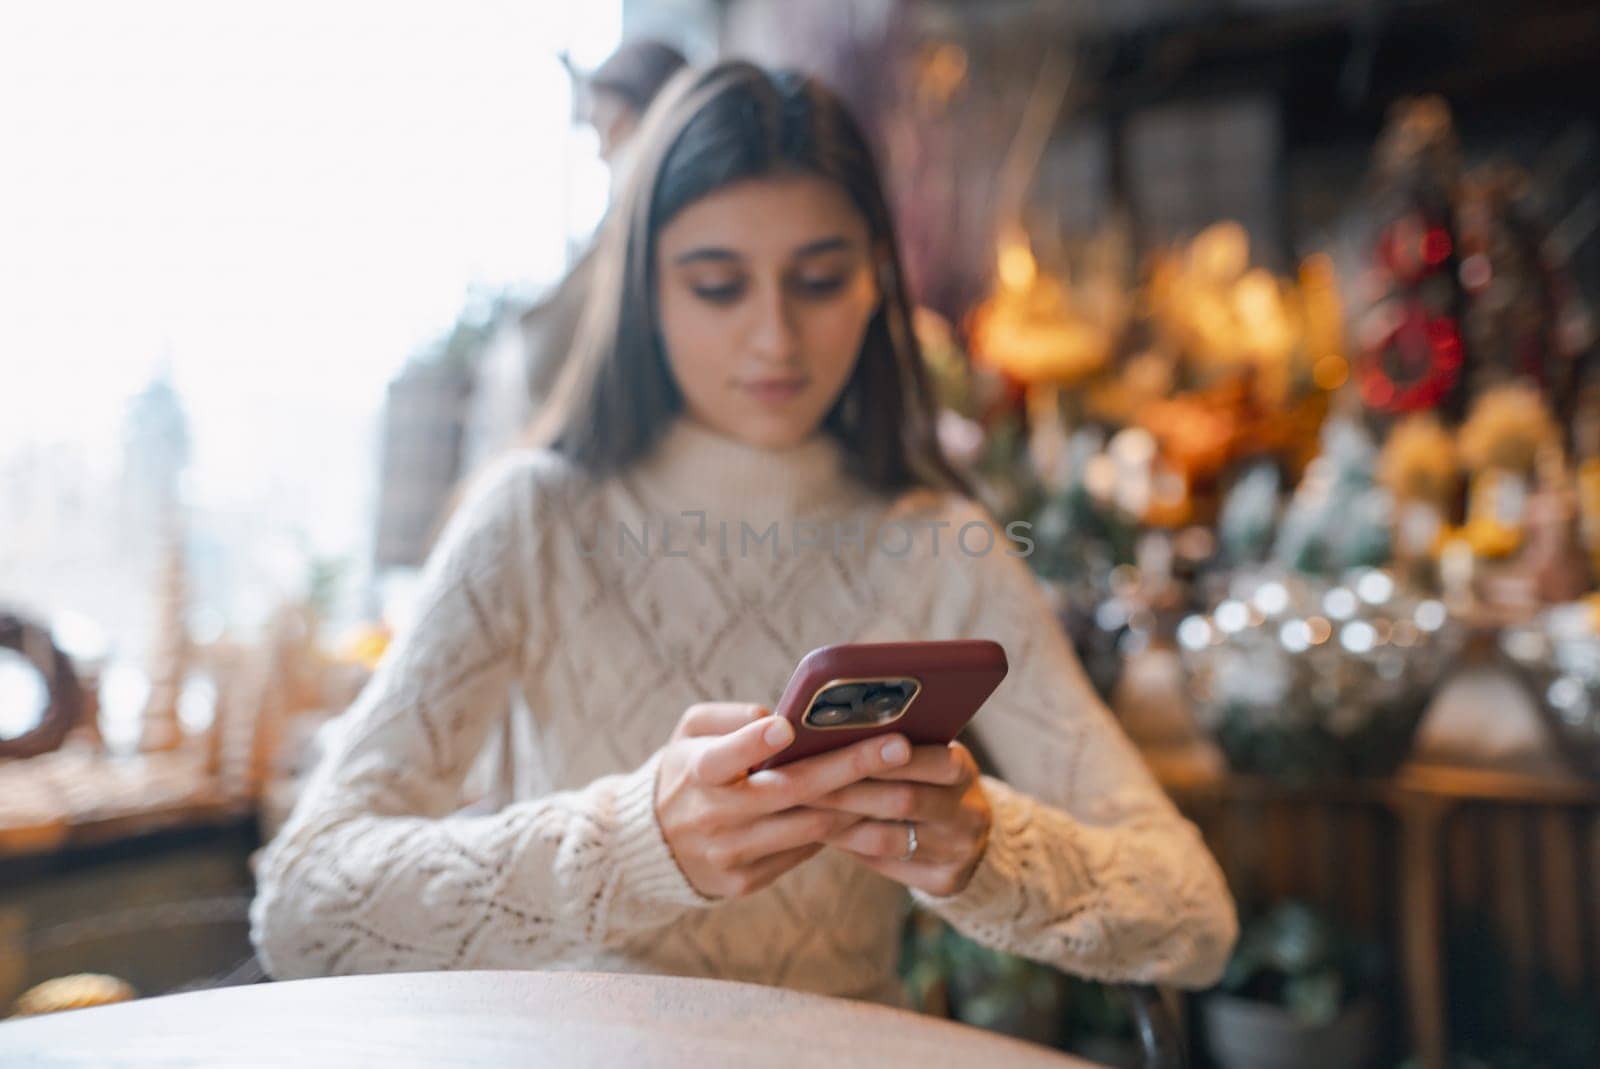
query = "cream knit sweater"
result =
(250, 418, 1236, 1003)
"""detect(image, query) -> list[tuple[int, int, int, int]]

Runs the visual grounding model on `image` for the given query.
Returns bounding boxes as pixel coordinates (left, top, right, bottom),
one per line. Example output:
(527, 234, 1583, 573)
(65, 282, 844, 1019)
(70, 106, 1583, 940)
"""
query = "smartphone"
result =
(750, 640, 1009, 772)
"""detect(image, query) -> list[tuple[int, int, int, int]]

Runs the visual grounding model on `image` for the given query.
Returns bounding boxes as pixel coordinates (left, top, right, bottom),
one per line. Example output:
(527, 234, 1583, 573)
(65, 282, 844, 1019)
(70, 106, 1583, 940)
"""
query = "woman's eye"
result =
(691, 282, 745, 304)
(794, 275, 847, 298)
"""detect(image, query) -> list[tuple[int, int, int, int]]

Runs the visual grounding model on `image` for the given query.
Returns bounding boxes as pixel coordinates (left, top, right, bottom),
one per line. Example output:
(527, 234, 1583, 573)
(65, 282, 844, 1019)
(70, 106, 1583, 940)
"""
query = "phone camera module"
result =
(804, 677, 918, 729)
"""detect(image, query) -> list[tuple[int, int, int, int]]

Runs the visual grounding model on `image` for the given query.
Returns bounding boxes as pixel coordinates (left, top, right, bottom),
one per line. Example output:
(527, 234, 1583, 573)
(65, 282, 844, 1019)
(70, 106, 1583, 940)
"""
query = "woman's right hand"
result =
(654, 702, 913, 900)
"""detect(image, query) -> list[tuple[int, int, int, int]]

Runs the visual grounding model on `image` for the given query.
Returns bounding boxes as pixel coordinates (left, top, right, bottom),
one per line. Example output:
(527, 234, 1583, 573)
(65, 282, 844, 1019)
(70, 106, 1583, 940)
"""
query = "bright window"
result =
(1, 0, 621, 748)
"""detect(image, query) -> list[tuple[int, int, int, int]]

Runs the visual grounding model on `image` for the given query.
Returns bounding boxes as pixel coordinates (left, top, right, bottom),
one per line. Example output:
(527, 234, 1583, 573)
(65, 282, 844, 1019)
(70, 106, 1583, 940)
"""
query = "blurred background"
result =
(3, 2, 1599, 1067)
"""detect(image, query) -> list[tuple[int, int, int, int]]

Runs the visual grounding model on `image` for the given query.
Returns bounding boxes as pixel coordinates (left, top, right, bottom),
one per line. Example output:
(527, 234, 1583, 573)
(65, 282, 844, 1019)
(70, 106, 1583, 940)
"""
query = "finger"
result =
(741, 733, 912, 815)
(707, 807, 860, 870)
(832, 846, 980, 898)
(728, 842, 825, 896)
(857, 742, 975, 786)
(806, 780, 960, 823)
(834, 852, 951, 893)
(825, 819, 954, 862)
(689, 715, 794, 786)
(675, 702, 769, 740)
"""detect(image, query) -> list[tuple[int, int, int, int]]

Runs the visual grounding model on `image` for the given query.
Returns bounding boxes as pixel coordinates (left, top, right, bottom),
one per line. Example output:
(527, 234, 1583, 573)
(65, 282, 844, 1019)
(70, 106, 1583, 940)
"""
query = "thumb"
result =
(689, 714, 794, 787)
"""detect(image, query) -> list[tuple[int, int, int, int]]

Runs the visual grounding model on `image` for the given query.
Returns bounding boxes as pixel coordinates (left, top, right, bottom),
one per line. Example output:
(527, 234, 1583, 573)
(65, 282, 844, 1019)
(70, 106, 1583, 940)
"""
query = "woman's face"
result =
(655, 173, 880, 450)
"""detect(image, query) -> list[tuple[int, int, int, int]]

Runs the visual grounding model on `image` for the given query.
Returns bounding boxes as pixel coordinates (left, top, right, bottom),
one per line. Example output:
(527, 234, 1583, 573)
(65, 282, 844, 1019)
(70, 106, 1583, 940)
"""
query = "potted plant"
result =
(899, 909, 1067, 1048)
(1203, 901, 1383, 1069)
(899, 910, 1154, 1063)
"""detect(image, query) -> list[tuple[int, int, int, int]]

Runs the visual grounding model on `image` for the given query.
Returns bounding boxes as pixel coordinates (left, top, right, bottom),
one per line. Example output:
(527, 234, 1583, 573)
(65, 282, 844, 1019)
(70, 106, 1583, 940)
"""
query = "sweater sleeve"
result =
(908, 497, 1237, 989)
(249, 453, 712, 980)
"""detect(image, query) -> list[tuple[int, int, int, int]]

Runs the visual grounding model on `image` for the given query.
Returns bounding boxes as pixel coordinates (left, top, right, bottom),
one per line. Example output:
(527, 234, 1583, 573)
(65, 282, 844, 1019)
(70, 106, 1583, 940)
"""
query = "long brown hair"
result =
(529, 61, 967, 497)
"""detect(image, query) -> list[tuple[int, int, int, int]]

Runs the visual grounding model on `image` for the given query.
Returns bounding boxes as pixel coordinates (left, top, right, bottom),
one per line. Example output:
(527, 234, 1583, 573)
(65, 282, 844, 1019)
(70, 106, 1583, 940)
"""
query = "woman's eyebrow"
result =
(792, 236, 856, 258)
(672, 247, 742, 266)
(671, 235, 858, 266)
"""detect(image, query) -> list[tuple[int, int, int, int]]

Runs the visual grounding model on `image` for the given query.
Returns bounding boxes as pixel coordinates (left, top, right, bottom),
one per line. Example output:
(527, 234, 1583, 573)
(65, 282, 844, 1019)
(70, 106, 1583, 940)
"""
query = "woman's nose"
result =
(747, 281, 800, 364)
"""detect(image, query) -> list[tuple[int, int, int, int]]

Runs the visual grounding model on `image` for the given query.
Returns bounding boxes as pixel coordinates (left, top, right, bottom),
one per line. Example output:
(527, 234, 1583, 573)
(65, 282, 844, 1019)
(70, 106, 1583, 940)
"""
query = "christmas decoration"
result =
(1179, 567, 1461, 781)
(1354, 96, 1469, 421)
(1444, 383, 1560, 563)
(1353, 97, 1594, 428)
(1500, 601, 1600, 780)
(1149, 222, 1301, 402)
(1376, 414, 1458, 574)
(967, 228, 1120, 390)
(1376, 414, 1458, 509)
(1456, 162, 1590, 405)
(1270, 420, 1393, 576)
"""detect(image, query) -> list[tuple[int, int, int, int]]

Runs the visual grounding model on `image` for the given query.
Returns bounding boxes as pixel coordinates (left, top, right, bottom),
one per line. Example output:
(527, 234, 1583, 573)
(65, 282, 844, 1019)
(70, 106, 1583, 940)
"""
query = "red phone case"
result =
(751, 640, 1009, 772)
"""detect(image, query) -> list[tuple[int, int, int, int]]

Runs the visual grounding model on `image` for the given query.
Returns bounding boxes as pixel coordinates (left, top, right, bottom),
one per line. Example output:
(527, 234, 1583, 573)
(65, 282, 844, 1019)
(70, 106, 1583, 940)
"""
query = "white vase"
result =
(1203, 995, 1377, 1069)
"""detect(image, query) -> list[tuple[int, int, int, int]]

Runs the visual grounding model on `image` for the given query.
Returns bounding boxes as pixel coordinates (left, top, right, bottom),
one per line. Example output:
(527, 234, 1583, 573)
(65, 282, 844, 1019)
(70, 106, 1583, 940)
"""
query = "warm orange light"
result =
(1188, 221, 1250, 284)
(917, 43, 969, 106)
(339, 623, 392, 670)
(998, 240, 1037, 292)
(970, 229, 1113, 387)
(1299, 252, 1336, 290)
(1313, 354, 1349, 391)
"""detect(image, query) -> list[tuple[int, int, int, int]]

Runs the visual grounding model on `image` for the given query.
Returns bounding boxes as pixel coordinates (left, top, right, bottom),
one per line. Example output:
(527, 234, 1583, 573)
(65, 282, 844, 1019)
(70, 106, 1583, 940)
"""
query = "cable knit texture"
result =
(250, 417, 1236, 1002)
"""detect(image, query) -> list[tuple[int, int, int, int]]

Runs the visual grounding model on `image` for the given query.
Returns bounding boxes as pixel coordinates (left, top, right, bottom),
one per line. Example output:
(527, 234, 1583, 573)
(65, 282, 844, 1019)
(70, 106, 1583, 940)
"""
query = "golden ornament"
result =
(12, 973, 137, 1017)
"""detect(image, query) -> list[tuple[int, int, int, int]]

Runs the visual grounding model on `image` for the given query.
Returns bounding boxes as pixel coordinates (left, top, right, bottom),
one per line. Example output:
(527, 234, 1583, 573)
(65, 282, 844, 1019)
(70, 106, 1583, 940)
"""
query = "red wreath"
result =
(1358, 302, 1464, 413)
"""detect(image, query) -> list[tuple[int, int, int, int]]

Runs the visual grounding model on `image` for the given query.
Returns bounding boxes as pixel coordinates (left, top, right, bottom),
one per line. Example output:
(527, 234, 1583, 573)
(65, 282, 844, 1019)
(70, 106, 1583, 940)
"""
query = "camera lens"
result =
(818, 683, 866, 706)
(807, 703, 853, 727)
(863, 689, 905, 718)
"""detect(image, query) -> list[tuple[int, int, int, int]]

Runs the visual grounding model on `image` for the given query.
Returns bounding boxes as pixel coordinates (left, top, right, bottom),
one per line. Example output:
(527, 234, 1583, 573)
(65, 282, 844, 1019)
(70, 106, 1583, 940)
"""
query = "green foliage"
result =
(1219, 901, 1382, 1028)
(304, 555, 350, 621)
(1217, 461, 1281, 566)
(1268, 420, 1392, 577)
(899, 908, 1136, 1054)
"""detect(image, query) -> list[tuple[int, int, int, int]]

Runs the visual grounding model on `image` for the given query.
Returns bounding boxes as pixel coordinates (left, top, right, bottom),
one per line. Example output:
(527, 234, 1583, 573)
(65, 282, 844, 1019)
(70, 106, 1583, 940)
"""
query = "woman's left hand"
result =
(808, 741, 991, 897)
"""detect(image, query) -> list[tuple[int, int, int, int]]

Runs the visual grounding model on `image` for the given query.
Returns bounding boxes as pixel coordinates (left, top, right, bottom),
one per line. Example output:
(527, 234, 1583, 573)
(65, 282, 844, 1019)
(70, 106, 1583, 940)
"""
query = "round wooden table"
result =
(0, 970, 1099, 1067)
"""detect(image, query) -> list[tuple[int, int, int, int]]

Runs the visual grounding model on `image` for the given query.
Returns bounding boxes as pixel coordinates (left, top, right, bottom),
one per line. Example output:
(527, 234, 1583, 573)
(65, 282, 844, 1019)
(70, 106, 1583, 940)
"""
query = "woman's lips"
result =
(739, 377, 809, 405)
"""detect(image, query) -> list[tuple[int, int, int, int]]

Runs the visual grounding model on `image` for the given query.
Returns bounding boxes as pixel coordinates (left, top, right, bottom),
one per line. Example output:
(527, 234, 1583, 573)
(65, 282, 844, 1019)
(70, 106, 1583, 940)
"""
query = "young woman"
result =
(251, 62, 1235, 1006)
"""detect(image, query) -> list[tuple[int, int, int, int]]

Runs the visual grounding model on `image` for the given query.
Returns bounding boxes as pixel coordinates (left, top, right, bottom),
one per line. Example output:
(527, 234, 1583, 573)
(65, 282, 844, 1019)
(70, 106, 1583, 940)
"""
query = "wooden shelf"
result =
(1391, 762, 1600, 806)
(0, 747, 252, 861)
(1158, 759, 1600, 807)
(1157, 756, 1600, 1069)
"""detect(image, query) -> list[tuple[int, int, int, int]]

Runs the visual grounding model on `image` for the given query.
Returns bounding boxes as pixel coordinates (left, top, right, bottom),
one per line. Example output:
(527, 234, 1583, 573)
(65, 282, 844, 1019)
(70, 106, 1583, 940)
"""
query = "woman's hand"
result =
(809, 741, 991, 897)
(654, 702, 915, 900)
